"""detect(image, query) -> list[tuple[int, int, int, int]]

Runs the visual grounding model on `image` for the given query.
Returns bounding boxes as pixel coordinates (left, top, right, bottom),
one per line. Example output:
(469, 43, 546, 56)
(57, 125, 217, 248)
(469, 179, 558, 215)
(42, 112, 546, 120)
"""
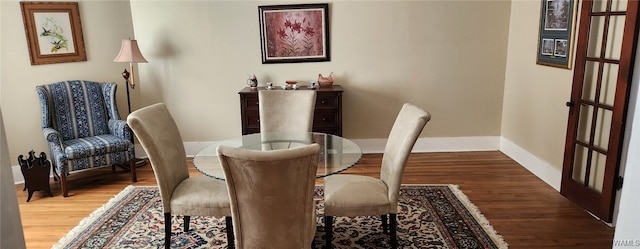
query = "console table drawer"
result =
(239, 85, 343, 136)
(242, 95, 259, 110)
(314, 110, 339, 127)
(316, 93, 339, 109)
(243, 110, 260, 129)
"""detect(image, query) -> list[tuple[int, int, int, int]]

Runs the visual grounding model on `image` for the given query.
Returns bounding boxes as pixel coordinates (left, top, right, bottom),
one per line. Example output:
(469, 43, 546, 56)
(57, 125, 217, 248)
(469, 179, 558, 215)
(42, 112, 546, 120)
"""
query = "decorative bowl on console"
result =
(318, 72, 333, 88)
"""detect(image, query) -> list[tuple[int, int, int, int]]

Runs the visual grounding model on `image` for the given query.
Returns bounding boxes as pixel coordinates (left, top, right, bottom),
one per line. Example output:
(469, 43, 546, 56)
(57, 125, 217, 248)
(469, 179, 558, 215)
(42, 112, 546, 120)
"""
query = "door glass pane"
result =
(612, 0, 628, 12)
(592, 0, 607, 12)
(582, 61, 599, 102)
(573, 145, 589, 184)
(577, 104, 594, 143)
(594, 0, 629, 12)
(594, 108, 613, 150)
(605, 15, 626, 60)
(588, 16, 606, 58)
(589, 152, 607, 193)
(601, 63, 619, 106)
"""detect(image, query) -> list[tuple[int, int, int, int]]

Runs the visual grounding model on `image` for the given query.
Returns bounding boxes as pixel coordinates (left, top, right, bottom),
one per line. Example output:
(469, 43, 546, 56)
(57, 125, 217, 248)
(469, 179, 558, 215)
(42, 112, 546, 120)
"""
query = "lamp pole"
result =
(121, 68, 134, 144)
(114, 39, 147, 167)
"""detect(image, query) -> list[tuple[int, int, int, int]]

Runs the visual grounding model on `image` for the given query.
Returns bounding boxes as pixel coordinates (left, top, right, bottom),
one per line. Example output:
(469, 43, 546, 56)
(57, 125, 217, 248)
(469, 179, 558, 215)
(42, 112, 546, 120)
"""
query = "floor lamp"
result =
(114, 38, 148, 167)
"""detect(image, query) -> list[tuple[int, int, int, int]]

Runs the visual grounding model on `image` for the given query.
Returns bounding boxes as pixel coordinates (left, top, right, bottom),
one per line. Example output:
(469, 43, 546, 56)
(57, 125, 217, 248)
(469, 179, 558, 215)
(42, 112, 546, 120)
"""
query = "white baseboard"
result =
(348, 136, 502, 154)
(12, 167, 24, 185)
(499, 137, 562, 191)
(12, 136, 562, 192)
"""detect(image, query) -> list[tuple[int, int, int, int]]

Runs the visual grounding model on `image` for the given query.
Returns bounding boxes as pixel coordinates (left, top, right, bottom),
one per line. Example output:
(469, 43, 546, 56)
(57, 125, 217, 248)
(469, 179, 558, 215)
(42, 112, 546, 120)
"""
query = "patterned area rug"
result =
(53, 185, 508, 248)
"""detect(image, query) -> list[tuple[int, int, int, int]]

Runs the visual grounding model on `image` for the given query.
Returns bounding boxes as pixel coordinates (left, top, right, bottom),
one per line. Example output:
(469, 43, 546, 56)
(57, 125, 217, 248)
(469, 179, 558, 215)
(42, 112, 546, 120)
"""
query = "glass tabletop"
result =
(193, 132, 363, 180)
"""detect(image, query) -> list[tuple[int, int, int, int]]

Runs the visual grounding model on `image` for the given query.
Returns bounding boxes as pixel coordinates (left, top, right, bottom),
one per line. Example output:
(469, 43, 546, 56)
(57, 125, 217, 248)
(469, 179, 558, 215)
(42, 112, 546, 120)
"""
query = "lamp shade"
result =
(114, 39, 148, 63)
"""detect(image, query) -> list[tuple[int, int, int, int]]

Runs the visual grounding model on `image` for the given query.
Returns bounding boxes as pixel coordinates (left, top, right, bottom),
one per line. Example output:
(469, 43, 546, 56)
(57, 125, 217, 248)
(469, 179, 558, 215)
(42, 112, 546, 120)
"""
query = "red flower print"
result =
(303, 25, 315, 36)
(273, 11, 322, 57)
(291, 20, 302, 33)
(277, 28, 287, 39)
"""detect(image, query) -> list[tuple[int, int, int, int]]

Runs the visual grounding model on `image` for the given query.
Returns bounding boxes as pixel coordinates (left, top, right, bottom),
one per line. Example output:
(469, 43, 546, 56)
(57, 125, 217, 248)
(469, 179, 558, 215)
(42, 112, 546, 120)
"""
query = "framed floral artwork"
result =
(258, 3, 330, 64)
(536, 0, 577, 69)
(20, 2, 87, 65)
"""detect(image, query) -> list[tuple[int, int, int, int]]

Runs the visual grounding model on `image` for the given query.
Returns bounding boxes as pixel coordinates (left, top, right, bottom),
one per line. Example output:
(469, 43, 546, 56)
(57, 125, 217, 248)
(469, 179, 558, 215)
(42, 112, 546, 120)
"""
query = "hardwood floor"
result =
(16, 151, 614, 248)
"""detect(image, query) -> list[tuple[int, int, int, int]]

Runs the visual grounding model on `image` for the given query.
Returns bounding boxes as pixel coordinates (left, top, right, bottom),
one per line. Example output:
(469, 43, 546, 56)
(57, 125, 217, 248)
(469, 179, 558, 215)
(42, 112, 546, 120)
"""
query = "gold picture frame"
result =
(20, 2, 87, 65)
(536, 0, 578, 69)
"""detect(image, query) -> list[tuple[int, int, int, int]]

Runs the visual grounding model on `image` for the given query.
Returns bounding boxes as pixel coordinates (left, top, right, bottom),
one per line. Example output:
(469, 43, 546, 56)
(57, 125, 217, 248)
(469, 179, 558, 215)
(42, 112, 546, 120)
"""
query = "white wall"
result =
(501, 0, 574, 178)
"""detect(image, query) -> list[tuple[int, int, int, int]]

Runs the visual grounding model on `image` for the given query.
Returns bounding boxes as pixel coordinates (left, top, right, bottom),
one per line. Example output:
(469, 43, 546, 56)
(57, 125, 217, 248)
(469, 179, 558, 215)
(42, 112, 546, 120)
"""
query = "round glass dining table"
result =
(193, 132, 363, 180)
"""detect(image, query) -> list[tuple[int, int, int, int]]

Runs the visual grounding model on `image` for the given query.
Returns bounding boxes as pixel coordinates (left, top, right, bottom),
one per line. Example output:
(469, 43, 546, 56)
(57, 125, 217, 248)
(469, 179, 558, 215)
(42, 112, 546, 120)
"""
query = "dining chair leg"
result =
(184, 216, 191, 232)
(390, 213, 398, 249)
(164, 213, 172, 249)
(225, 216, 234, 249)
(325, 216, 333, 249)
(381, 214, 389, 234)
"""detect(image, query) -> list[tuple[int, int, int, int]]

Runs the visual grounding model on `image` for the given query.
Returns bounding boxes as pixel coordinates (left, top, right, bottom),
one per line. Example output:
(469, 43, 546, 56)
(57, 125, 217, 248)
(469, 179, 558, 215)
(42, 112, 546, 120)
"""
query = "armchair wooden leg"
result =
(381, 214, 389, 234)
(164, 213, 172, 249)
(390, 213, 398, 249)
(130, 160, 137, 182)
(225, 216, 234, 249)
(184, 216, 190, 232)
(325, 216, 333, 249)
(52, 167, 59, 182)
(60, 173, 69, 197)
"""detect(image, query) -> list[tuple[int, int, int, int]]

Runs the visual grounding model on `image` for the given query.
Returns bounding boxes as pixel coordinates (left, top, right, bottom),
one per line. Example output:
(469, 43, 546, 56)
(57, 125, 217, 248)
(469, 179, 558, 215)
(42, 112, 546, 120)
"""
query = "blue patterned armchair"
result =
(36, 80, 137, 197)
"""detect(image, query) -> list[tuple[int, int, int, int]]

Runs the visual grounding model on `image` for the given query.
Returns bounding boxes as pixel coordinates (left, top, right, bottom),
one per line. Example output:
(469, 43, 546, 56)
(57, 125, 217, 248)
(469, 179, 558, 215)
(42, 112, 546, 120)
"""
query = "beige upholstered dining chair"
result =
(217, 143, 320, 249)
(323, 103, 431, 249)
(258, 90, 317, 132)
(127, 103, 233, 249)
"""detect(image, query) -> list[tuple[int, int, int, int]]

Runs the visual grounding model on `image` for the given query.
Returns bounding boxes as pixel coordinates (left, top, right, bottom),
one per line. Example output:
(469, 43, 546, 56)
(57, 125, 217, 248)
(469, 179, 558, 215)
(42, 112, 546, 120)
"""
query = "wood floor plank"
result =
(16, 151, 614, 248)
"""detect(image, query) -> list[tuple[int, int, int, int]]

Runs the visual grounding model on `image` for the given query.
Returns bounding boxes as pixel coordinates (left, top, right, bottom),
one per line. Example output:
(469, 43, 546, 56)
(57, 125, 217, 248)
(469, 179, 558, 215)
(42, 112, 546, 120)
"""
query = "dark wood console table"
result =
(239, 85, 343, 136)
